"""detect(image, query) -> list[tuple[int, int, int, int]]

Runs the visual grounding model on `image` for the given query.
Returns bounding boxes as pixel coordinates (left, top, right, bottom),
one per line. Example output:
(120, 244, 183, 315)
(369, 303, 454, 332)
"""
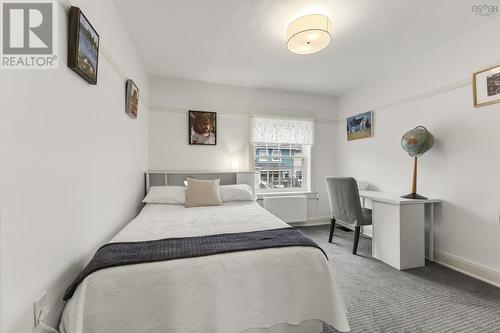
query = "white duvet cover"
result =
(60, 202, 350, 333)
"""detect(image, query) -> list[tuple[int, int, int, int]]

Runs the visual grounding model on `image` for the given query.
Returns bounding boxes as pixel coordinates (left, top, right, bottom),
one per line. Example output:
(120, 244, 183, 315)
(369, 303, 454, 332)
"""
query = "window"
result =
(254, 143, 306, 191)
(250, 117, 314, 193)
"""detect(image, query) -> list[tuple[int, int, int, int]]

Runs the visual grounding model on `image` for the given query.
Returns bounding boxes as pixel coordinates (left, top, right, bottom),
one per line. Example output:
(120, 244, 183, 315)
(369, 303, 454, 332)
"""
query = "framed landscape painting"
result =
(473, 65, 500, 107)
(68, 7, 100, 84)
(189, 111, 217, 145)
(347, 111, 373, 141)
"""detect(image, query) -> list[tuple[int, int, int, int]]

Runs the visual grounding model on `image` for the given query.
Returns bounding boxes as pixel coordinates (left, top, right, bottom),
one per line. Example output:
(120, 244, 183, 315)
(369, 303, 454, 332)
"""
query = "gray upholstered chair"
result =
(325, 177, 372, 255)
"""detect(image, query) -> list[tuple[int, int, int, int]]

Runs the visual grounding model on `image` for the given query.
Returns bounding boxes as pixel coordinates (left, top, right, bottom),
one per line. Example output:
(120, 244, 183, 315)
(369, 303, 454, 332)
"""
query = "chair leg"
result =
(352, 226, 361, 255)
(328, 218, 336, 243)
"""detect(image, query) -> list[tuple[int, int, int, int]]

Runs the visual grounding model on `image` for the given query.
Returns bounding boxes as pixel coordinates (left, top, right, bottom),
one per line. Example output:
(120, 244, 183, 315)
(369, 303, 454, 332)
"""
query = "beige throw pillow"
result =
(185, 178, 222, 207)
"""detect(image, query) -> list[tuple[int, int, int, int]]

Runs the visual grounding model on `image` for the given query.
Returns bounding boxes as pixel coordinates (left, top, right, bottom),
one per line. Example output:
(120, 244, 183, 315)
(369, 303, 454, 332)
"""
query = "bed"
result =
(59, 172, 349, 333)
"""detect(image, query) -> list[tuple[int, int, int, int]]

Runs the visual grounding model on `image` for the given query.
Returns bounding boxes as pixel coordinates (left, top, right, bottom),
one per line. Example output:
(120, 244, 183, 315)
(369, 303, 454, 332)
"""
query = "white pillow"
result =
(143, 186, 186, 204)
(220, 184, 257, 202)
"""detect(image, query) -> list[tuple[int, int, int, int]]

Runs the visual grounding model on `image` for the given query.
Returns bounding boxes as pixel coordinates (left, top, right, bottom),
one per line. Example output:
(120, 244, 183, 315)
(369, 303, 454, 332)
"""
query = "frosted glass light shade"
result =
(287, 14, 332, 55)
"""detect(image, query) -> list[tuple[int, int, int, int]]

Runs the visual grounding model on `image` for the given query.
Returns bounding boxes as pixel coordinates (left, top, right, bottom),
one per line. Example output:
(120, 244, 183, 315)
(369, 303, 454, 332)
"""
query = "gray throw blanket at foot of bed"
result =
(63, 227, 326, 301)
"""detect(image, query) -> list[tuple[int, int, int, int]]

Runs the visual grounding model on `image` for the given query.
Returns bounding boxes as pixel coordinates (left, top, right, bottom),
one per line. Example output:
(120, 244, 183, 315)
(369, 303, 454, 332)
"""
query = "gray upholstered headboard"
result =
(145, 171, 256, 194)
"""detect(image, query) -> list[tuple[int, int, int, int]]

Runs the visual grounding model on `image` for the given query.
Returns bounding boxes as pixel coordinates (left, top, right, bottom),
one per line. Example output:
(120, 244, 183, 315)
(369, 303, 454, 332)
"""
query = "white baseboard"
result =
(434, 250, 500, 288)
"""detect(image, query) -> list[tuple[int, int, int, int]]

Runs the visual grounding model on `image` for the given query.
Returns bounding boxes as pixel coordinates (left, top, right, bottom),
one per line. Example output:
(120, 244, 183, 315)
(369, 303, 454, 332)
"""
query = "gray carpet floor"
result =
(298, 225, 500, 333)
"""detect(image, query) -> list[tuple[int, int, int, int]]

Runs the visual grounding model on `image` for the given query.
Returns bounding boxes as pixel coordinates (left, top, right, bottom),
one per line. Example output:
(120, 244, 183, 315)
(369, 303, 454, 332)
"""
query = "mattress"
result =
(59, 201, 350, 333)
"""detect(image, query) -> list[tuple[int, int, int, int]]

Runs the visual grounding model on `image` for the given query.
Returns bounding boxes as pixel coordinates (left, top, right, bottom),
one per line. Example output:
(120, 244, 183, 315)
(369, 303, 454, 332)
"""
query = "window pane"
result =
(254, 143, 304, 191)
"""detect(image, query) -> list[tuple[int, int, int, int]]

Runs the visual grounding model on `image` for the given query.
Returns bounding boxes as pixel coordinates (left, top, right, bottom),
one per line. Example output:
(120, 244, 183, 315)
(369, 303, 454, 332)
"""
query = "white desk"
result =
(359, 191, 440, 270)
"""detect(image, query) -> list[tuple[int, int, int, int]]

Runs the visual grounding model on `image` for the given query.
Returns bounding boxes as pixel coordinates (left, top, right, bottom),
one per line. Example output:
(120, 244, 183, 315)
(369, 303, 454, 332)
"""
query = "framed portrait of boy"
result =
(188, 111, 217, 145)
(125, 80, 139, 119)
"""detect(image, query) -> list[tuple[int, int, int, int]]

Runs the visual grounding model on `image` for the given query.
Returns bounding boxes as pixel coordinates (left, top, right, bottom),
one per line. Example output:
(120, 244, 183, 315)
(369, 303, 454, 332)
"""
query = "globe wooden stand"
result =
(401, 156, 428, 200)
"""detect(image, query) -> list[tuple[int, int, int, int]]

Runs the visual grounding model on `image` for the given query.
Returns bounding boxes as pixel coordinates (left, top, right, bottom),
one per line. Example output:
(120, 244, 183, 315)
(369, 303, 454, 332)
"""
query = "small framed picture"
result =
(347, 111, 373, 141)
(473, 65, 500, 107)
(189, 111, 217, 145)
(125, 80, 139, 119)
(68, 7, 99, 84)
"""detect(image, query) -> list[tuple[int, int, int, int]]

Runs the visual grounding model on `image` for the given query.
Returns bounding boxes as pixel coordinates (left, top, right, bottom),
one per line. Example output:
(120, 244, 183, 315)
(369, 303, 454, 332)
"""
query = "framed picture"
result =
(68, 7, 99, 84)
(189, 111, 217, 145)
(473, 65, 500, 107)
(125, 80, 139, 119)
(347, 111, 373, 141)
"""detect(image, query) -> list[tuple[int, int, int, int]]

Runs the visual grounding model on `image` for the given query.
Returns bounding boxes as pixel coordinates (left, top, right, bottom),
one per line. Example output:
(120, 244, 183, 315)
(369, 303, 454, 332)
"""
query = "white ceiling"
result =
(113, 0, 499, 96)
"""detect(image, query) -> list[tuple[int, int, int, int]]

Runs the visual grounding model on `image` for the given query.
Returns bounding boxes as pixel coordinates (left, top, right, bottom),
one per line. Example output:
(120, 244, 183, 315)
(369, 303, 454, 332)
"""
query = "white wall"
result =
(0, 1, 149, 332)
(148, 77, 337, 218)
(335, 19, 500, 273)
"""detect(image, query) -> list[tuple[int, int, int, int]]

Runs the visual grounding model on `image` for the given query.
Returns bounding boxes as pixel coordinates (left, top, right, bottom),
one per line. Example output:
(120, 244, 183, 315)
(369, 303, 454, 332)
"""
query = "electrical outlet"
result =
(34, 291, 47, 326)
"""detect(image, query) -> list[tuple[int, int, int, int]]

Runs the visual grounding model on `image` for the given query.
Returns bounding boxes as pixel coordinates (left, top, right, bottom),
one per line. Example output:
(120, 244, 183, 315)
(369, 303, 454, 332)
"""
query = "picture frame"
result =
(68, 6, 100, 85)
(347, 111, 373, 141)
(125, 79, 139, 119)
(473, 65, 500, 107)
(188, 111, 217, 145)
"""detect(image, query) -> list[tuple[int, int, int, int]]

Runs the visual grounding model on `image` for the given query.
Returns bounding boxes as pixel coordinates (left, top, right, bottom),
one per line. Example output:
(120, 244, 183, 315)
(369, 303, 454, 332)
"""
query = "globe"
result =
(400, 126, 434, 199)
(401, 126, 434, 157)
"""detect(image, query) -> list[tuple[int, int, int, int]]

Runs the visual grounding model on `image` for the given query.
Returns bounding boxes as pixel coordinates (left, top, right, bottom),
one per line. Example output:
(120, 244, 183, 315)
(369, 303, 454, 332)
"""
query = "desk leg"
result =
(428, 203, 435, 262)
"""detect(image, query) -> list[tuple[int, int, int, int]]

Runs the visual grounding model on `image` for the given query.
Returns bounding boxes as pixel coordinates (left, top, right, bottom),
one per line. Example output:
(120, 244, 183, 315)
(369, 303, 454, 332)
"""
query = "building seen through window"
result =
(254, 143, 304, 191)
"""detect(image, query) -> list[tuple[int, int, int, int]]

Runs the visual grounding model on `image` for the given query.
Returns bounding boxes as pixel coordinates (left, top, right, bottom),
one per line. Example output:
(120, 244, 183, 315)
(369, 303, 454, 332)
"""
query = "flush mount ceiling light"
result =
(287, 14, 332, 55)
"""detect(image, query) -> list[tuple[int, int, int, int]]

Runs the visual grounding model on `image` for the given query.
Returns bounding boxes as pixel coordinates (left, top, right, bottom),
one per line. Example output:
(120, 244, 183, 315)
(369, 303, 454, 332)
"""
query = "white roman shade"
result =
(250, 117, 315, 145)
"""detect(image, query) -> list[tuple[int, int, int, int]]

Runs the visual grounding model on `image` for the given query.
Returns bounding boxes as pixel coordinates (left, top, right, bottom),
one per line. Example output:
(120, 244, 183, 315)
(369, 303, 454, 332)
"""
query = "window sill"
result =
(256, 191, 318, 199)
